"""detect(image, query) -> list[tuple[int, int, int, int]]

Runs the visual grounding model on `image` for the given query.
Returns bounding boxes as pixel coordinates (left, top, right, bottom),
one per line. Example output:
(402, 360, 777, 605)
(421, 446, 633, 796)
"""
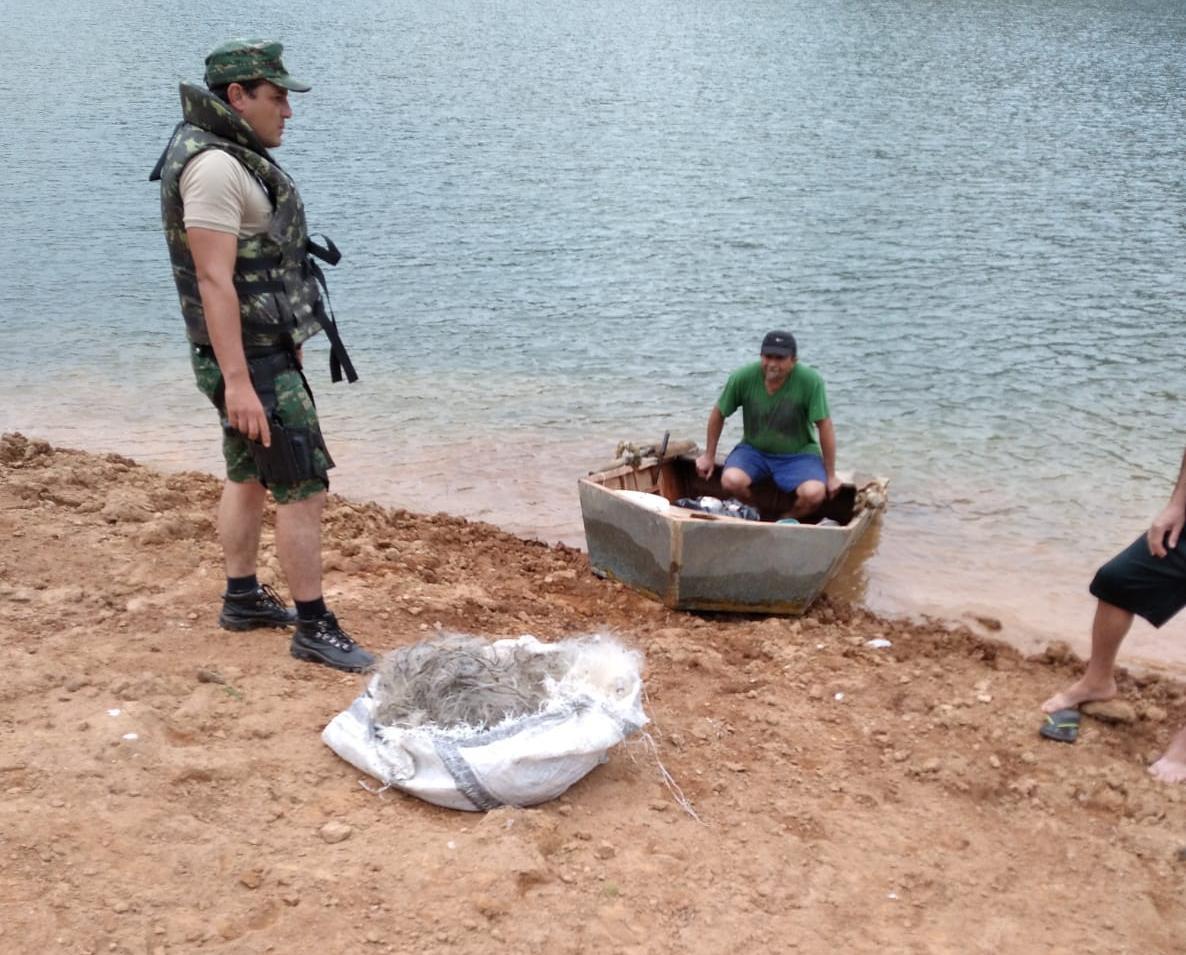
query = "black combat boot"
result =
(290, 612, 375, 672)
(218, 584, 298, 631)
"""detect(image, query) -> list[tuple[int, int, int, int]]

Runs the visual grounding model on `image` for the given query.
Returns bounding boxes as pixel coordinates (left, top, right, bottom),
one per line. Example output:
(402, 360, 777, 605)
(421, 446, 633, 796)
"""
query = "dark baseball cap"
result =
(204, 39, 311, 92)
(760, 330, 797, 357)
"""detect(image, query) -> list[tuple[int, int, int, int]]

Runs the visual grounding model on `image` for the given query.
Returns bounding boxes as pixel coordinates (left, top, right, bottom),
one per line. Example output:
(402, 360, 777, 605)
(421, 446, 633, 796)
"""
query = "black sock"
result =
(295, 597, 328, 621)
(227, 574, 258, 595)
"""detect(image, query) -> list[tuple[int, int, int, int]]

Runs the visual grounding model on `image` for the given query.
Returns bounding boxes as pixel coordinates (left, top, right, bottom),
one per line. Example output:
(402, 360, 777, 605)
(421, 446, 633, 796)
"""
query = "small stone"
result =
(239, 868, 265, 889)
(1042, 641, 1077, 664)
(319, 821, 353, 844)
(365, 930, 382, 944)
(593, 842, 616, 860)
(988, 755, 1001, 769)
(1082, 700, 1138, 724)
(976, 693, 993, 704)
(112, 901, 130, 914)
(1010, 777, 1038, 798)
(101, 492, 153, 524)
(197, 669, 226, 685)
(1126, 793, 1165, 823)
(1020, 752, 1037, 765)
(474, 894, 506, 919)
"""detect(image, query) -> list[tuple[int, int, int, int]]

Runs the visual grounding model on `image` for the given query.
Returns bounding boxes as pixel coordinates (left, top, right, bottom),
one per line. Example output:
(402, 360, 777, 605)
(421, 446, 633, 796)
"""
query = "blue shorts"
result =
(723, 444, 826, 494)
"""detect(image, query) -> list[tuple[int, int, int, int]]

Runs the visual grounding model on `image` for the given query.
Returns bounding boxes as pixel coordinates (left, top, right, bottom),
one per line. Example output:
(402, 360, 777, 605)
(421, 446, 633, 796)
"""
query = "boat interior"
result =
(588, 451, 859, 526)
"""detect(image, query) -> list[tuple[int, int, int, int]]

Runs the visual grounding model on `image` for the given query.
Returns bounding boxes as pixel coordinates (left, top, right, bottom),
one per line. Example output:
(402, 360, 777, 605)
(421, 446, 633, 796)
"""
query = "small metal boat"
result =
(578, 439, 887, 615)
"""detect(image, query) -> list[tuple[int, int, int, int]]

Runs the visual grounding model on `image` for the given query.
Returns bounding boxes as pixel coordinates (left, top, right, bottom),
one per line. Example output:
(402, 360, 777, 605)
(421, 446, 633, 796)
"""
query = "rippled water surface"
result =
(3, 0, 1185, 666)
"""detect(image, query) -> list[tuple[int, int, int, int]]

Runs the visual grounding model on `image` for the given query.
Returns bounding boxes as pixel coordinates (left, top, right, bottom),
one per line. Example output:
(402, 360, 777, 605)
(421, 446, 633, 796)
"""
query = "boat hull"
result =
(578, 452, 883, 615)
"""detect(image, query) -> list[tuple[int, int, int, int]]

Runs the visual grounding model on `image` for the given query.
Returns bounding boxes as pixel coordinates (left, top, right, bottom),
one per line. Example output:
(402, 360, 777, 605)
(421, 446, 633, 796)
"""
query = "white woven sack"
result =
(322, 635, 648, 811)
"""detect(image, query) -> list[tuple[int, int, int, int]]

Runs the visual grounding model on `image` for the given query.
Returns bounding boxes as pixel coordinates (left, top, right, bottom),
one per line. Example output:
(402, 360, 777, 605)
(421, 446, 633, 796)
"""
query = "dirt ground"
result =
(1, 432, 1185, 955)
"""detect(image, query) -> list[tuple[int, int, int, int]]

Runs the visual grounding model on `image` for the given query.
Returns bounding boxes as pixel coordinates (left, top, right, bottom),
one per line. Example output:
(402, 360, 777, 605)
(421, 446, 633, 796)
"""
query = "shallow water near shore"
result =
(3, 0, 1186, 669)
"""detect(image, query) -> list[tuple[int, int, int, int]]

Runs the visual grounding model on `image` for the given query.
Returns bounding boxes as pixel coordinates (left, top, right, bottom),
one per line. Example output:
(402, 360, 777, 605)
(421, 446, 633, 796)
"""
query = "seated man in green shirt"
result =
(694, 330, 841, 520)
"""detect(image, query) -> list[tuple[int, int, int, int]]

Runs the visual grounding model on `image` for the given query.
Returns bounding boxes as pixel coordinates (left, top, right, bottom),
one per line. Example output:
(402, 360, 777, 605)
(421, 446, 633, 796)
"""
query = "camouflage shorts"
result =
(191, 346, 332, 504)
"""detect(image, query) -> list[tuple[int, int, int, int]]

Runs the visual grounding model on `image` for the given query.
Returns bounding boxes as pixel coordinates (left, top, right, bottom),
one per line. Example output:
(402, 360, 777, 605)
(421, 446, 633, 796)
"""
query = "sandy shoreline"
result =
(2, 432, 1184, 953)
(11, 395, 1186, 675)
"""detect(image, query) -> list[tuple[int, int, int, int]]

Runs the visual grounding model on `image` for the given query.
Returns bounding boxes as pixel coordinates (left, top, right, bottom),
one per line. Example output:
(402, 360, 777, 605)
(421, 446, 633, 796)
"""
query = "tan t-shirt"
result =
(179, 149, 272, 238)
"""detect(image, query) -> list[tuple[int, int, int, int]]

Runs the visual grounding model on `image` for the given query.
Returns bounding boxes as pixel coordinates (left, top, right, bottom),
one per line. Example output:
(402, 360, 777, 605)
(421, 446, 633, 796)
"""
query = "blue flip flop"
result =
(1039, 708, 1080, 744)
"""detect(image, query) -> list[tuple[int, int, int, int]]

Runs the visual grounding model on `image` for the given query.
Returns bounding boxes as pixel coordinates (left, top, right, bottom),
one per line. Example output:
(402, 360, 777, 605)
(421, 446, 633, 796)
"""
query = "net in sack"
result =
(322, 632, 648, 811)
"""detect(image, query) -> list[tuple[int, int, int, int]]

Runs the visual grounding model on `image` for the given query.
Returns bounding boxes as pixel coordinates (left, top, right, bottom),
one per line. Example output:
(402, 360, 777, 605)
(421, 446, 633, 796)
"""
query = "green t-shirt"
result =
(716, 361, 830, 456)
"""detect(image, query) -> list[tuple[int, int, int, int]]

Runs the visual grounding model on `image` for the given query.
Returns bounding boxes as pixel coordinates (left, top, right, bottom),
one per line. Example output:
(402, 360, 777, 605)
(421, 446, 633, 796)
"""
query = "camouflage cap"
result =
(203, 39, 311, 92)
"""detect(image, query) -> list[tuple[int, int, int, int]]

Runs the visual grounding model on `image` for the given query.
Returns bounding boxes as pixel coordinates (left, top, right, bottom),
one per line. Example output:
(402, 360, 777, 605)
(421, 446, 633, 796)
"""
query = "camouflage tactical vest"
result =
(151, 83, 356, 381)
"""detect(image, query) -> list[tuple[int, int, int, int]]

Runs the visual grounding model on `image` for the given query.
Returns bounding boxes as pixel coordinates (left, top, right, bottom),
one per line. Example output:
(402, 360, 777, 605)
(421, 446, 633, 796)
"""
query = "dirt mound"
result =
(1, 433, 1183, 954)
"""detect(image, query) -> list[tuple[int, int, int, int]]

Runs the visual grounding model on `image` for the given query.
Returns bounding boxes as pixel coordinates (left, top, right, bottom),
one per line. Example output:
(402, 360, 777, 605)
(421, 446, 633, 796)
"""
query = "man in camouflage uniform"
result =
(151, 39, 373, 672)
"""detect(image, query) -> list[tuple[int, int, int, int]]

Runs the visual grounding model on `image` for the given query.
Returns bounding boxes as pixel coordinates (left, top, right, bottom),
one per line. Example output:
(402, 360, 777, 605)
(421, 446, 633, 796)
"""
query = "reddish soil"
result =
(1, 433, 1184, 955)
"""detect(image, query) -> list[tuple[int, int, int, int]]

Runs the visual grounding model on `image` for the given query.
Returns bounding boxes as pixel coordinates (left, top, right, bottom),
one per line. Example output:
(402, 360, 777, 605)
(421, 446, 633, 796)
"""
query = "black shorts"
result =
(1089, 533, 1186, 628)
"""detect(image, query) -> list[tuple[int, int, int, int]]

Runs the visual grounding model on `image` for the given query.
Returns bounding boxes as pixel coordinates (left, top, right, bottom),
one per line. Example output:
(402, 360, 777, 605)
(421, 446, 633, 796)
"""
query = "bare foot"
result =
(1148, 725, 1186, 784)
(1041, 677, 1117, 714)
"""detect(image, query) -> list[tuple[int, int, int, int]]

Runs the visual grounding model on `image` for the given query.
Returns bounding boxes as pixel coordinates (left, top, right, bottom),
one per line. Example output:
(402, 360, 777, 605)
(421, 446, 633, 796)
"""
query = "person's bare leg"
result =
(1149, 724, 1186, 784)
(720, 467, 754, 503)
(790, 480, 826, 519)
(1041, 600, 1131, 712)
(219, 479, 267, 577)
(275, 490, 325, 602)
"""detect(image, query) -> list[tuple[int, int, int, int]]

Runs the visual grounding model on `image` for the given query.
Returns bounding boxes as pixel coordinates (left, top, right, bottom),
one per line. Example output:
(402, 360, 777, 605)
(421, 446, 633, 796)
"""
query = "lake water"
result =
(2, 0, 1185, 670)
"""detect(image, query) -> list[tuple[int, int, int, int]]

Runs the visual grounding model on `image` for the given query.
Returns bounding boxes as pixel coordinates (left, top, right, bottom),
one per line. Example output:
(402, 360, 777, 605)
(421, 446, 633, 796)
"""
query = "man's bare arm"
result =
(695, 406, 725, 479)
(1147, 445, 1186, 557)
(816, 417, 841, 495)
(188, 227, 270, 446)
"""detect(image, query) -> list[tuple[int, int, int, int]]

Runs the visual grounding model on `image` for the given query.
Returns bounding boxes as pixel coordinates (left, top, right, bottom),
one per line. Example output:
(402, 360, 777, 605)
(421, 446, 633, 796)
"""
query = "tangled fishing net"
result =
(322, 632, 648, 811)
